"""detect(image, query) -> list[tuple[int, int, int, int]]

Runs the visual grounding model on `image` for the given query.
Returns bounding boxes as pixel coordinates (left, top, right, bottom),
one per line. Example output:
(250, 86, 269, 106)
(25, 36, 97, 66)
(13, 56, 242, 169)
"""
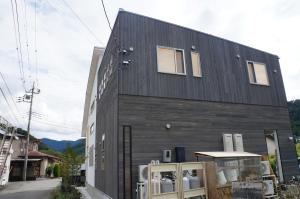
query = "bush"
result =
(51, 184, 81, 199)
(53, 164, 61, 177)
(46, 165, 54, 177)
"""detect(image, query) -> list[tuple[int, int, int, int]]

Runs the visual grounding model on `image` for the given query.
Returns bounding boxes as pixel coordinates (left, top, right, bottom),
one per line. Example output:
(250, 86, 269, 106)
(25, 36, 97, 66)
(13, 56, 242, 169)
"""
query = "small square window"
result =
(247, 61, 269, 86)
(157, 46, 186, 75)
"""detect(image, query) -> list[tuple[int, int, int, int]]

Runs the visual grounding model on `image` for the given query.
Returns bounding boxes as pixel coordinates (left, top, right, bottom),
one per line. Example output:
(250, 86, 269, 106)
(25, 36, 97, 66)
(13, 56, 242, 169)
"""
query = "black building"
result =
(94, 10, 299, 199)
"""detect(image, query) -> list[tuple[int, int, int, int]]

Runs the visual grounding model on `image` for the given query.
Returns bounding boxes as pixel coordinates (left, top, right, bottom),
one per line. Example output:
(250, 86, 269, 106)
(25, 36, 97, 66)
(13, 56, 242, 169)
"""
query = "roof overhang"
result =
(194, 151, 261, 158)
(81, 46, 105, 137)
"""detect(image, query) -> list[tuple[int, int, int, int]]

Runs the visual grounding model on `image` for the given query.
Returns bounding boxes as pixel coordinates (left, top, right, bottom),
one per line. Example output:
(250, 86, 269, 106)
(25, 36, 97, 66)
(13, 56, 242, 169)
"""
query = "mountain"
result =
(287, 100, 300, 137)
(41, 138, 85, 154)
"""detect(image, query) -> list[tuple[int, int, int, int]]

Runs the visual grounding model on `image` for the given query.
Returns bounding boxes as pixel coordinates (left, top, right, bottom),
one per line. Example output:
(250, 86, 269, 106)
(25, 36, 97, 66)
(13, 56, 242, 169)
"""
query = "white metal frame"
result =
(156, 46, 187, 76)
(246, 60, 270, 86)
(147, 162, 208, 199)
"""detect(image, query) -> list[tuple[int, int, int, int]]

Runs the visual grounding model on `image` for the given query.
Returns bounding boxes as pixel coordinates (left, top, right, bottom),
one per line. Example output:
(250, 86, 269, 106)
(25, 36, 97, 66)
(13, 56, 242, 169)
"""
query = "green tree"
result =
(61, 147, 85, 186)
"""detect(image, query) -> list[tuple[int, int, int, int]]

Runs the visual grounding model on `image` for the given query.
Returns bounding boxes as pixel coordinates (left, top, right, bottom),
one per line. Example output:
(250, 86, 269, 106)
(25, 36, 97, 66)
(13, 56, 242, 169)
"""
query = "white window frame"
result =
(156, 46, 186, 75)
(191, 51, 202, 77)
(246, 60, 270, 86)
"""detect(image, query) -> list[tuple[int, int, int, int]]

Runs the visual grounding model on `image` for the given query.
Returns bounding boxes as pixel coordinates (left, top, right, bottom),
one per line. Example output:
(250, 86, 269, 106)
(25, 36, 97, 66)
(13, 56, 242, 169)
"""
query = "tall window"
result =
(89, 145, 94, 166)
(157, 46, 185, 75)
(101, 134, 105, 170)
(90, 100, 95, 114)
(247, 61, 269, 86)
(90, 123, 94, 135)
(191, 51, 202, 77)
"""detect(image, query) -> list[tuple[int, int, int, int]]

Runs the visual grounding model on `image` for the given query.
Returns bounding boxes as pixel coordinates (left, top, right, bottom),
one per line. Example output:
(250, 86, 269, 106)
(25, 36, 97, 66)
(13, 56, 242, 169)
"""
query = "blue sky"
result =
(0, 0, 299, 140)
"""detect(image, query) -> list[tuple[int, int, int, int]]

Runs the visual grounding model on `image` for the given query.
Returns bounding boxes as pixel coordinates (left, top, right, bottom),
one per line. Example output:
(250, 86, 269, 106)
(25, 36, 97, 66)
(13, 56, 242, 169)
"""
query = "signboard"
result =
(232, 182, 263, 199)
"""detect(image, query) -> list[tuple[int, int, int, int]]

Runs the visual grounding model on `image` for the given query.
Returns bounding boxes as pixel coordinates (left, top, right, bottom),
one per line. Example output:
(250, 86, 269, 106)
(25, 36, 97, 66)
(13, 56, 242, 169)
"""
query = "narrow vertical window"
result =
(247, 62, 256, 83)
(175, 50, 184, 73)
(90, 123, 94, 134)
(191, 52, 202, 77)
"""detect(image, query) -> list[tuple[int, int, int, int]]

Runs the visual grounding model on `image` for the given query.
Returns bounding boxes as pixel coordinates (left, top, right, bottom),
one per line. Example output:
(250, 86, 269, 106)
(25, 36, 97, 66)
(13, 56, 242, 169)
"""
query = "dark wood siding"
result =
(119, 95, 299, 197)
(118, 11, 287, 107)
(95, 15, 120, 198)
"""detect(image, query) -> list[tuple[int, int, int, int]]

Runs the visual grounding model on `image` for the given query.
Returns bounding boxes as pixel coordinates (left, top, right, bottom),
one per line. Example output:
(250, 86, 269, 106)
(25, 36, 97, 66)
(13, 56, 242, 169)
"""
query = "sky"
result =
(0, 0, 299, 140)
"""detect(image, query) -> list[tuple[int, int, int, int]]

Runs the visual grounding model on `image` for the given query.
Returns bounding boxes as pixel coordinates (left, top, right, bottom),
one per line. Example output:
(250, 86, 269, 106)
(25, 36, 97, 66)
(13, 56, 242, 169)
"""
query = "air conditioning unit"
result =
(138, 165, 148, 182)
(263, 180, 274, 196)
(233, 134, 244, 152)
(261, 161, 271, 176)
(223, 134, 234, 152)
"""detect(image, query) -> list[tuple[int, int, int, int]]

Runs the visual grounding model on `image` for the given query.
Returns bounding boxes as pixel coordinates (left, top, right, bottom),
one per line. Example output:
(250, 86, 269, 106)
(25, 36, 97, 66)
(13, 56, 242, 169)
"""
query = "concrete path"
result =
(0, 178, 61, 199)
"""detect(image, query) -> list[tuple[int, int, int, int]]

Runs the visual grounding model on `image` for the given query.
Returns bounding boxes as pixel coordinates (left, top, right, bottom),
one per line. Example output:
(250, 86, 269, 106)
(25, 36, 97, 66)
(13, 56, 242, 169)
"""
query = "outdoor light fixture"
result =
(273, 69, 278, 73)
(122, 60, 132, 65)
(165, 123, 171, 129)
(129, 47, 134, 52)
(191, 45, 196, 50)
(236, 54, 240, 59)
(288, 136, 294, 141)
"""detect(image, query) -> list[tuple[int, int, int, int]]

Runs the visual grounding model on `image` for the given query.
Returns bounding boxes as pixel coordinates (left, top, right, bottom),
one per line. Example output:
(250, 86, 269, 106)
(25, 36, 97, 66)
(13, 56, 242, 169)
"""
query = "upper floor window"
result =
(90, 100, 95, 114)
(247, 61, 269, 86)
(157, 46, 186, 75)
(191, 51, 202, 77)
(90, 123, 94, 134)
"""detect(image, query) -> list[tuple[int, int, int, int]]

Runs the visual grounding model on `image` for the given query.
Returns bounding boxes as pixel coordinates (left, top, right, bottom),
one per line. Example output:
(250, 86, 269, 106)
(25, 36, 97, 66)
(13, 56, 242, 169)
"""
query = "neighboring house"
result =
(82, 47, 105, 188)
(1, 130, 59, 181)
(84, 10, 299, 199)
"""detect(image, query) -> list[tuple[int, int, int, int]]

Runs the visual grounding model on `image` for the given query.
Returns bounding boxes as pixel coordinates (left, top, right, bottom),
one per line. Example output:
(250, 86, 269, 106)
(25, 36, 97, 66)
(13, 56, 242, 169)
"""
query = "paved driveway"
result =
(0, 178, 61, 199)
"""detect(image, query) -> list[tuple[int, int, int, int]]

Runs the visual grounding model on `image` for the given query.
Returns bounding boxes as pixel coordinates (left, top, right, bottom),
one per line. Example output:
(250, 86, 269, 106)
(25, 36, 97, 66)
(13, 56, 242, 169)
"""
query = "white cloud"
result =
(0, 0, 299, 140)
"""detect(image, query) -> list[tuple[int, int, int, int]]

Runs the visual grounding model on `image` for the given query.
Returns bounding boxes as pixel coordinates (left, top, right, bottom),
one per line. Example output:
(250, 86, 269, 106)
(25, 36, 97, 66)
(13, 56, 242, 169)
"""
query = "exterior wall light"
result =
(165, 123, 171, 129)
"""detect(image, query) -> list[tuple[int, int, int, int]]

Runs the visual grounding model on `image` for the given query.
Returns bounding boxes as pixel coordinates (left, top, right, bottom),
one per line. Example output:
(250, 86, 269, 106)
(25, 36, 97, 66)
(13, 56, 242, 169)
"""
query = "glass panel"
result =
(191, 52, 202, 77)
(157, 47, 176, 73)
(247, 62, 256, 83)
(176, 50, 184, 74)
(254, 63, 269, 85)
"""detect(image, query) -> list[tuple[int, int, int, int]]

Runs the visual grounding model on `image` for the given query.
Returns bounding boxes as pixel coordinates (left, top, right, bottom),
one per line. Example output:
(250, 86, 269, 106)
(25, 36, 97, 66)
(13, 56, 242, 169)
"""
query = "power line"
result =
(100, 0, 112, 31)
(60, 0, 104, 45)
(0, 85, 21, 126)
(0, 72, 25, 127)
(10, 0, 26, 91)
(23, 0, 31, 74)
(34, 0, 39, 87)
(32, 118, 80, 131)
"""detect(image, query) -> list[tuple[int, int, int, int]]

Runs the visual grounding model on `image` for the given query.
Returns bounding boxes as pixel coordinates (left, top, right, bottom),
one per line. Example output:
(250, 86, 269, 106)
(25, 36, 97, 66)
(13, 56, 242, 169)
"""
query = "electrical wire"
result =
(60, 0, 104, 45)
(0, 85, 21, 126)
(34, 0, 39, 87)
(0, 72, 26, 127)
(23, 0, 31, 75)
(10, 0, 26, 91)
(14, 0, 26, 83)
(31, 118, 80, 131)
(100, 0, 112, 31)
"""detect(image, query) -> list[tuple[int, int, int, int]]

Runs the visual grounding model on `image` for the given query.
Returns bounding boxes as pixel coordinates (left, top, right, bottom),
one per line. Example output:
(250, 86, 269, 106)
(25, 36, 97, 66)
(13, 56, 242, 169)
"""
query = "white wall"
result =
(86, 53, 103, 187)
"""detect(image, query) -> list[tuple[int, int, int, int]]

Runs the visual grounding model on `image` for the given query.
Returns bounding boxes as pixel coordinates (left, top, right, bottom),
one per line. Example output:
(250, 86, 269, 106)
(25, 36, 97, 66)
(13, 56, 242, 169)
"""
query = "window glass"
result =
(176, 50, 184, 73)
(157, 47, 185, 74)
(191, 52, 202, 77)
(90, 123, 94, 134)
(247, 61, 269, 86)
(254, 63, 269, 85)
(157, 47, 176, 73)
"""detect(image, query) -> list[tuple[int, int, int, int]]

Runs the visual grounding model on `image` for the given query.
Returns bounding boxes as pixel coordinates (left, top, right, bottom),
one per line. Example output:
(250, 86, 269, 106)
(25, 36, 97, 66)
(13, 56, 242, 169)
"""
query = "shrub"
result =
(51, 184, 81, 199)
(46, 165, 54, 177)
(53, 164, 61, 177)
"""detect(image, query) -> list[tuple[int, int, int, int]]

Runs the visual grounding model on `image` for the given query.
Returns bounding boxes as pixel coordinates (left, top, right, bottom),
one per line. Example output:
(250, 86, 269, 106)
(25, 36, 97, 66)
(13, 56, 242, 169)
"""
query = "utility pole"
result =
(18, 82, 40, 181)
